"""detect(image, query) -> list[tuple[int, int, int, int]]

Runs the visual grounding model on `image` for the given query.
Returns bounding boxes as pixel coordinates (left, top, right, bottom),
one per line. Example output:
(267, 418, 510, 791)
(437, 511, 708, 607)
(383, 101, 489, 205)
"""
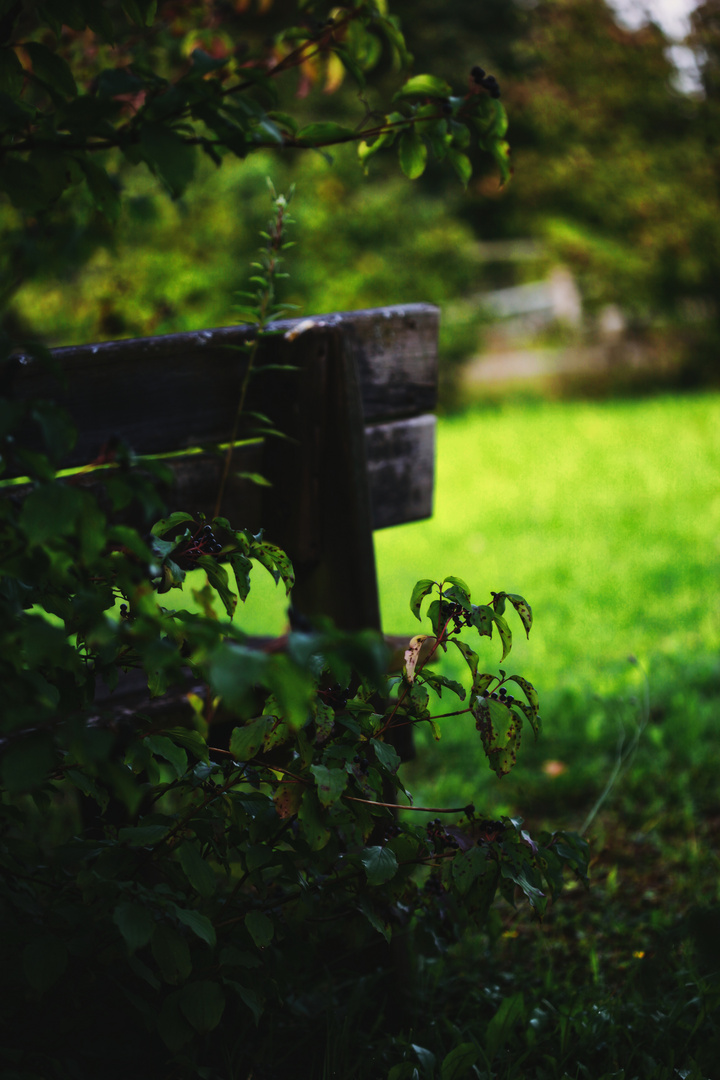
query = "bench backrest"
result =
(10, 304, 439, 633)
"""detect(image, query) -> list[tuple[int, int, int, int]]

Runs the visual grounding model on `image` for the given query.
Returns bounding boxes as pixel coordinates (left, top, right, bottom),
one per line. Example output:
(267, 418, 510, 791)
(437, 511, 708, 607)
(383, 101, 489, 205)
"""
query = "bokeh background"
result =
(5, 0, 720, 828)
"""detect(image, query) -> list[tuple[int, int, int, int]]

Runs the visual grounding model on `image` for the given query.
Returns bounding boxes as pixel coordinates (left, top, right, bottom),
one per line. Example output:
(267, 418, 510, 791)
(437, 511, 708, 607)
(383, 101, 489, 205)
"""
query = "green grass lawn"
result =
(238, 392, 720, 823)
(371, 392, 720, 822)
(367, 392, 720, 1080)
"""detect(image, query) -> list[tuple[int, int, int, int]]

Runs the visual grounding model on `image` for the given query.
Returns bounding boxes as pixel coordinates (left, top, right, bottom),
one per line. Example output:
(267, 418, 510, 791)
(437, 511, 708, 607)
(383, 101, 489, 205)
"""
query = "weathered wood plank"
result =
(260, 327, 382, 630)
(365, 414, 436, 529)
(145, 414, 434, 532)
(1, 414, 437, 532)
(7, 305, 439, 470)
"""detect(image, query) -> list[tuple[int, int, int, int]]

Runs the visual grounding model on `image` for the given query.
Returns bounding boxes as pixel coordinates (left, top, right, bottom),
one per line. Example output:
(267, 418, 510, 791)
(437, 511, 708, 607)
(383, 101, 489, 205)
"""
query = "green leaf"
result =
(158, 990, 193, 1051)
(23, 42, 77, 97)
(412, 1045, 436, 1074)
(145, 734, 188, 778)
(177, 842, 217, 898)
(22, 936, 68, 995)
(229, 552, 253, 603)
(137, 122, 196, 199)
(491, 610, 512, 660)
(472, 672, 494, 698)
(121, 0, 157, 26)
(492, 138, 512, 186)
(443, 574, 470, 596)
(76, 156, 120, 220)
(189, 48, 229, 75)
(410, 578, 435, 620)
(310, 763, 347, 808)
(506, 675, 540, 736)
(501, 861, 546, 912)
(470, 604, 493, 637)
(357, 128, 396, 170)
(114, 902, 155, 952)
(151, 512, 195, 536)
(488, 98, 509, 138)
(447, 147, 472, 187)
(207, 643, 268, 713)
(0, 46, 24, 97)
(357, 896, 391, 942)
(230, 982, 264, 1025)
(171, 905, 216, 949)
(451, 846, 488, 898)
(361, 845, 398, 886)
(473, 697, 522, 777)
(398, 126, 427, 180)
(333, 45, 366, 88)
(229, 716, 268, 762)
(179, 980, 225, 1034)
(245, 910, 274, 948)
(295, 121, 355, 143)
(370, 738, 401, 774)
(491, 591, 506, 615)
(236, 470, 271, 487)
(298, 788, 330, 851)
(163, 727, 208, 762)
(485, 992, 525, 1062)
(506, 593, 533, 636)
(267, 110, 298, 135)
(449, 638, 478, 680)
(197, 554, 237, 618)
(21, 484, 86, 544)
(118, 824, 169, 846)
(394, 74, 452, 100)
(441, 1043, 479, 1080)
(151, 924, 192, 985)
(444, 584, 472, 612)
(97, 66, 145, 97)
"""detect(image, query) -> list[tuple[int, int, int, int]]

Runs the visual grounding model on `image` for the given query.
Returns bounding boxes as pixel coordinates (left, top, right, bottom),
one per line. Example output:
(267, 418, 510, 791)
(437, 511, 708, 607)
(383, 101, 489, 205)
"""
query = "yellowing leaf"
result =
(403, 634, 428, 683)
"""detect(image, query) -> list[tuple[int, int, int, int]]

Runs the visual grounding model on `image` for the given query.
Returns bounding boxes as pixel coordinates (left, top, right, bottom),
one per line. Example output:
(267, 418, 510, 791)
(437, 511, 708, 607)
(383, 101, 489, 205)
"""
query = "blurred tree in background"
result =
(3, 0, 720, 391)
(0, 0, 507, 354)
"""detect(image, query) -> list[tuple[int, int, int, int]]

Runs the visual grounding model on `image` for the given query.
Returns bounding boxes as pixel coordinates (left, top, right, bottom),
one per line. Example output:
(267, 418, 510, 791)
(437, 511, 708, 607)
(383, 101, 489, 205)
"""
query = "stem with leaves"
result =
(213, 183, 297, 519)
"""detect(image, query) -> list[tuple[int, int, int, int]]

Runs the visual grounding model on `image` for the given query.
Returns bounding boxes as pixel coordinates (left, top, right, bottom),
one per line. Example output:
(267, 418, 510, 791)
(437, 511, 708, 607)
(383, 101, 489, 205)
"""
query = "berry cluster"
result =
(352, 753, 370, 774)
(475, 819, 506, 845)
(439, 600, 471, 635)
(490, 687, 517, 706)
(196, 524, 223, 555)
(180, 523, 223, 562)
(424, 874, 447, 898)
(471, 65, 501, 98)
(318, 683, 350, 712)
(426, 818, 461, 852)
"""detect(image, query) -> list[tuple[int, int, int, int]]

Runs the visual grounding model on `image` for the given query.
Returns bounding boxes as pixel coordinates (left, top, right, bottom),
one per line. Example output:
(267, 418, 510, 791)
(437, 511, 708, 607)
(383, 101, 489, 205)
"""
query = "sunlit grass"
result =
(373, 392, 720, 817)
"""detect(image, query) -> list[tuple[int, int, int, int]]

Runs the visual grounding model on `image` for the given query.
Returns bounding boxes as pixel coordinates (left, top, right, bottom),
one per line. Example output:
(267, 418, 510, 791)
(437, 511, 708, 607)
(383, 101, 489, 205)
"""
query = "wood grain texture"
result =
(365, 414, 436, 529)
(7, 305, 439, 469)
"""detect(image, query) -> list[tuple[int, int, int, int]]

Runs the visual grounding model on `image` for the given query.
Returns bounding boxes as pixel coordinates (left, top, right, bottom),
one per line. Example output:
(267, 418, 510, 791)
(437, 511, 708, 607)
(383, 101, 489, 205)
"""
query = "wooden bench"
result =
(9, 304, 439, 724)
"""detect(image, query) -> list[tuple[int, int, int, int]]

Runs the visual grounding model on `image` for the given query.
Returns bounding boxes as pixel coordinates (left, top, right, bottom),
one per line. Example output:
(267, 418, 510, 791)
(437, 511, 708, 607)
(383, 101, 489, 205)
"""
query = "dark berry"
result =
(481, 74, 501, 98)
(471, 66, 486, 83)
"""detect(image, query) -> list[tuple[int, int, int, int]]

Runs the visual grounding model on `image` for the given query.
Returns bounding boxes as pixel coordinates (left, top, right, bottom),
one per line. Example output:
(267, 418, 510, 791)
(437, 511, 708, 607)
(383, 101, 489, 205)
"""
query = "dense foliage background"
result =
(5, 0, 720, 393)
(2, 2, 720, 1078)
